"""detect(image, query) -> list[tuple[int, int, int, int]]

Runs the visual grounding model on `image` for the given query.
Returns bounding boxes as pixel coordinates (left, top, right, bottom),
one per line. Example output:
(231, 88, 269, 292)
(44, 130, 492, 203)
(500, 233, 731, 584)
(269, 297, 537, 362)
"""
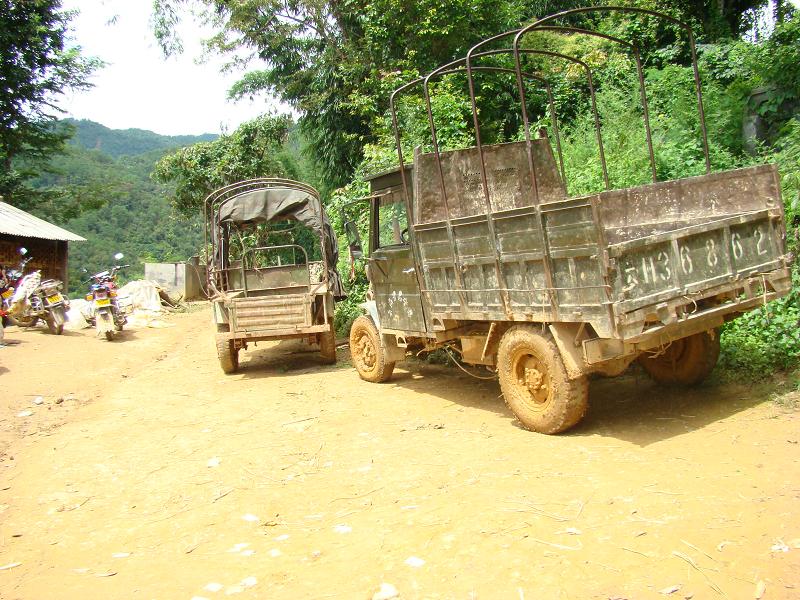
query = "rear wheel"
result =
(319, 323, 337, 364)
(638, 330, 720, 386)
(497, 326, 588, 434)
(350, 315, 394, 383)
(216, 338, 239, 374)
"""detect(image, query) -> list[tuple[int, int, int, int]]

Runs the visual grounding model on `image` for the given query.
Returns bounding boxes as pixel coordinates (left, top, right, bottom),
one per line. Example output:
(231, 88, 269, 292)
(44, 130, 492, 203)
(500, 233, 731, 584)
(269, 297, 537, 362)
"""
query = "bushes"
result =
(719, 268, 800, 375)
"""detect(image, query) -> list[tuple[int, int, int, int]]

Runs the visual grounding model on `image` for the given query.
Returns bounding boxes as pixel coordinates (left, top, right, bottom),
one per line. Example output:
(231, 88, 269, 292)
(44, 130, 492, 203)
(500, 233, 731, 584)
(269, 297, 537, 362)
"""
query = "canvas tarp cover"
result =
(217, 187, 345, 298)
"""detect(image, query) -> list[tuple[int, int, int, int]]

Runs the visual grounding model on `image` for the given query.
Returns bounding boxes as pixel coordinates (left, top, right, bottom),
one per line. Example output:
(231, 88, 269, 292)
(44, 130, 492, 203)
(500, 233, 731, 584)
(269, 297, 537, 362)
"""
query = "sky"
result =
(60, 0, 284, 136)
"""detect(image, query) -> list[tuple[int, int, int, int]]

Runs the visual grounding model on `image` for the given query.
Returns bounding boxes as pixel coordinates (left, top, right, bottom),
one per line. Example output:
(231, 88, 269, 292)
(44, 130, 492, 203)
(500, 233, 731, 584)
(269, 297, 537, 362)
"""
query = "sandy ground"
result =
(0, 307, 798, 600)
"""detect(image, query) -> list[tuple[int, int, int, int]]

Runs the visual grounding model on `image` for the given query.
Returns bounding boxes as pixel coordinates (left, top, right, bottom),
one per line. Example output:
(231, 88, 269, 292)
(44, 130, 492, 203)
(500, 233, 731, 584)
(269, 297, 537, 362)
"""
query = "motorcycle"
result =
(85, 253, 130, 341)
(9, 260, 70, 335)
(1, 247, 34, 326)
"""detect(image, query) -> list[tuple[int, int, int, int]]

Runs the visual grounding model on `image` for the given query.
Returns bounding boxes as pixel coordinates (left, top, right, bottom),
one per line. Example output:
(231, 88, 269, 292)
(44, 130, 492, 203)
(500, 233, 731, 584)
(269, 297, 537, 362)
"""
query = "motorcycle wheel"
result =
(105, 330, 114, 341)
(47, 319, 64, 335)
(14, 314, 38, 327)
(46, 309, 66, 335)
(115, 323, 124, 332)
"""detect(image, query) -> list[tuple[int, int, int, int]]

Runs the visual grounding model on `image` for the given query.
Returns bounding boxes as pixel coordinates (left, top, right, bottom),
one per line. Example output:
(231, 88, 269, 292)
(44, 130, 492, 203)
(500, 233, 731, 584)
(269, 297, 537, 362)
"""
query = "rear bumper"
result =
(584, 267, 792, 364)
(216, 323, 331, 342)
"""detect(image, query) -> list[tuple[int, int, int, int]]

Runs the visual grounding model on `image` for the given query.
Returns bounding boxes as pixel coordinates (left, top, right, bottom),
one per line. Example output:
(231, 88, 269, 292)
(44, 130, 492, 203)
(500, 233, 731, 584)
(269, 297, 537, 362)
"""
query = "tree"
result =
(153, 0, 549, 186)
(152, 1, 782, 189)
(0, 0, 101, 207)
(152, 113, 299, 215)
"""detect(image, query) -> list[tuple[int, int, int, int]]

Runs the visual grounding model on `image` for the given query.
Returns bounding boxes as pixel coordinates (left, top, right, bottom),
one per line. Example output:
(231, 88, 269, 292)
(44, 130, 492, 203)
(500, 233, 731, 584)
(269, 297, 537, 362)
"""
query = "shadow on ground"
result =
(227, 339, 769, 447)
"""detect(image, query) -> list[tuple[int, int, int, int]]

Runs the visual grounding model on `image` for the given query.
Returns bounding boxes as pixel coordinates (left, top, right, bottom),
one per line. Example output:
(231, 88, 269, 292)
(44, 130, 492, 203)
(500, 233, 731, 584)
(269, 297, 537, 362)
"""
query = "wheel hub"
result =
(357, 335, 376, 369)
(516, 356, 549, 404)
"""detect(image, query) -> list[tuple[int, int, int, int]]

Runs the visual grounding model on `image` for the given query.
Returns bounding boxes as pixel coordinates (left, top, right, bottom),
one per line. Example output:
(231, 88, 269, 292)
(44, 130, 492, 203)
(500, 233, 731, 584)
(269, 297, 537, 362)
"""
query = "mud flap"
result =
(548, 323, 591, 380)
(96, 309, 114, 334)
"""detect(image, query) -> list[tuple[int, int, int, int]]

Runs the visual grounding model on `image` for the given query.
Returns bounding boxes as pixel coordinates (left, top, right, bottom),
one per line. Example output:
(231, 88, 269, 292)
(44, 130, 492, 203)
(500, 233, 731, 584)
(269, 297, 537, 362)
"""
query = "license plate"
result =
(1, 289, 11, 299)
(95, 298, 111, 307)
(47, 293, 63, 304)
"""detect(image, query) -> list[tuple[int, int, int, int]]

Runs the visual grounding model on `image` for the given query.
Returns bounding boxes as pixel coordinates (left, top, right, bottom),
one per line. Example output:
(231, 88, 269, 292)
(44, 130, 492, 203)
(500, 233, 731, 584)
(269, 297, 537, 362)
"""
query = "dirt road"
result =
(1, 308, 798, 599)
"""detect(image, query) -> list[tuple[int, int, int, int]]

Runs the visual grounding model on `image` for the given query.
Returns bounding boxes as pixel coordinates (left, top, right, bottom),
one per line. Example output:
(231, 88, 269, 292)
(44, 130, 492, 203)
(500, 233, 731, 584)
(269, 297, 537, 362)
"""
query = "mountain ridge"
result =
(64, 118, 218, 158)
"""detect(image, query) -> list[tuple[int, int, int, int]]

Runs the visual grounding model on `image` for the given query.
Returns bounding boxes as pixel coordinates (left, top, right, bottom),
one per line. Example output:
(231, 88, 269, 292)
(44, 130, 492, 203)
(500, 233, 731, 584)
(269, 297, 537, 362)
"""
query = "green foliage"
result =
(0, 0, 101, 208)
(719, 268, 800, 376)
(153, 0, 536, 186)
(22, 121, 205, 295)
(64, 118, 218, 158)
(152, 114, 299, 215)
(334, 277, 369, 338)
(62, 144, 205, 296)
(771, 119, 800, 230)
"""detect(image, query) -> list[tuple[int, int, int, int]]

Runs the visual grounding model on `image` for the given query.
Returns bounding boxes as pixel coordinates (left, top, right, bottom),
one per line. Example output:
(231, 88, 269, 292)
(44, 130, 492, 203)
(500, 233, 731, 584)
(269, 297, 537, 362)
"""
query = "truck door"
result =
(369, 191, 427, 334)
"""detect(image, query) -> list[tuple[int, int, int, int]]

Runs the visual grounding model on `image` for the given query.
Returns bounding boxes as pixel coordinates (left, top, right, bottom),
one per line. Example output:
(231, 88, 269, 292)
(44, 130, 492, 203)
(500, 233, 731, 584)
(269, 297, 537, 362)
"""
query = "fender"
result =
(359, 300, 380, 329)
(359, 300, 405, 362)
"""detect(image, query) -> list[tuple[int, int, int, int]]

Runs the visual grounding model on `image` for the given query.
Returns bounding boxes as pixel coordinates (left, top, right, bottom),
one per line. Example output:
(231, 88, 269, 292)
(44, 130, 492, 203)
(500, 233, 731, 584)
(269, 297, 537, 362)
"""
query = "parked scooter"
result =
(85, 253, 130, 341)
(9, 249, 70, 335)
(1, 247, 34, 326)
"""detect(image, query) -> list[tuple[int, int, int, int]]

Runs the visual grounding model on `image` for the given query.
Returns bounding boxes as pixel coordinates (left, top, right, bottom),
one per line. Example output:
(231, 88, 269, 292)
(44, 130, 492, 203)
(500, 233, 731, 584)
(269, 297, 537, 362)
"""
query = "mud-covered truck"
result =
(346, 8, 792, 433)
(206, 179, 345, 373)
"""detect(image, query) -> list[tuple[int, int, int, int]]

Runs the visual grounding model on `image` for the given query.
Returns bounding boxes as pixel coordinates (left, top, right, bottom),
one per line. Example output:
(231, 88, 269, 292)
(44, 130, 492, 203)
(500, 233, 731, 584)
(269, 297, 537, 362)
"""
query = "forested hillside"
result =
(27, 120, 211, 294)
(64, 118, 217, 158)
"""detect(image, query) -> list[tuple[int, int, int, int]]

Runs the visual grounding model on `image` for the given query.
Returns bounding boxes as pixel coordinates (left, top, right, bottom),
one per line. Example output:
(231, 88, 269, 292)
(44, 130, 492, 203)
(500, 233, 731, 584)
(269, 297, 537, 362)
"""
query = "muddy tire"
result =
(105, 330, 114, 341)
(216, 338, 239, 374)
(319, 323, 337, 364)
(497, 325, 588, 434)
(638, 330, 720, 386)
(350, 315, 394, 383)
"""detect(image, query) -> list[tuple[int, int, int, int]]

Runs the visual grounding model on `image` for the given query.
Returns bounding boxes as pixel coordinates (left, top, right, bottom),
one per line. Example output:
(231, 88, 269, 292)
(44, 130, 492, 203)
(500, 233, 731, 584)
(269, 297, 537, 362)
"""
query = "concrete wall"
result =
(144, 261, 207, 301)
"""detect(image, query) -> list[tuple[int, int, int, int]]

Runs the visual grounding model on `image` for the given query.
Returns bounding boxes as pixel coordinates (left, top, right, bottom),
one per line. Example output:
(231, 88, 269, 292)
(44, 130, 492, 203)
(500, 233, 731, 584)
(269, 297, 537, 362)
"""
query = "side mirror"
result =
(344, 220, 363, 258)
(19, 247, 27, 256)
(114, 252, 124, 261)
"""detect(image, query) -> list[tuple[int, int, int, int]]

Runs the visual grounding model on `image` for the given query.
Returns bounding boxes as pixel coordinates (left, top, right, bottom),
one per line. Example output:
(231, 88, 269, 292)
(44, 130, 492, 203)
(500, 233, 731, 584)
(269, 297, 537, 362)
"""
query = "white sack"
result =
(117, 280, 163, 313)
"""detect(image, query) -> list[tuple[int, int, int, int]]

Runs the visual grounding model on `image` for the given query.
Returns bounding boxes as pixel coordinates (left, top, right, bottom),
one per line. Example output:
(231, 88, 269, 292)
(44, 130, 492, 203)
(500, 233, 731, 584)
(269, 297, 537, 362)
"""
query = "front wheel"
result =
(638, 330, 720, 386)
(349, 315, 394, 383)
(105, 330, 114, 341)
(497, 326, 588, 434)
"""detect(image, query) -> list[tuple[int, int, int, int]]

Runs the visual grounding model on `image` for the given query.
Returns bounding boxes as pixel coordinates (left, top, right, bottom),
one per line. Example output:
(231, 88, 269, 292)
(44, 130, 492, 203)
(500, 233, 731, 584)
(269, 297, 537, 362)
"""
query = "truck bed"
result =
(403, 143, 790, 340)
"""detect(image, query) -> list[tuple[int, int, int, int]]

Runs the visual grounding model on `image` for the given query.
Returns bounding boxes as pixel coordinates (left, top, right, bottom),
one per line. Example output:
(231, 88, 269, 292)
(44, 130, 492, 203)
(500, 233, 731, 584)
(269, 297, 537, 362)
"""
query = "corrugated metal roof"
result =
(0, 201, 85, 242)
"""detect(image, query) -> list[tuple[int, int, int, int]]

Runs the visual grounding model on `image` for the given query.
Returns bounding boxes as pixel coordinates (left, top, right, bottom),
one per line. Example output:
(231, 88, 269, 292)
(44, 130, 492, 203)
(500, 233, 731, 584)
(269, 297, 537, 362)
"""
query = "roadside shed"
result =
(0, 201, 85, 288)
